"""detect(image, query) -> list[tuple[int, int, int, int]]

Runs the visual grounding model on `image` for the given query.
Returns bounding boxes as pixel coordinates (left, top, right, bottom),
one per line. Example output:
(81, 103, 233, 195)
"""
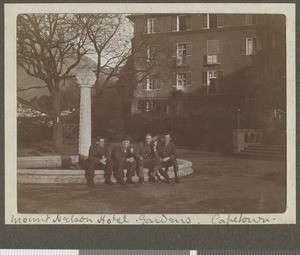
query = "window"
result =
(202, 70, 223, 94)
(147, 18, 161, 34)
(143, 76, 161, 91)
(205, 40, 220, 64)
(246, 14, 264, 25)
(146, 101, 155, 111)
(246, 37, 257, 55)
(172, 15, 191, 31)
(146, 46, 156, 63)
(246, 14, 257, 25)
(174, 72, 192, 87)
(177, 73, 187, 86)
(174, 42, 192, 65)
(177, 44, 186, 65)
(204, 14, 223, 29)
(138, 100, 161, 112)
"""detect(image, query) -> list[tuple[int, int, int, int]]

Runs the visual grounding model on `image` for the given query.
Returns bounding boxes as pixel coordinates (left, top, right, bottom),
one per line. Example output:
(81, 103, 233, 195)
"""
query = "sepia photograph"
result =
(1, 250, 300, 255)
(4, 3, 296, 224)
(0, 250, 195, 255)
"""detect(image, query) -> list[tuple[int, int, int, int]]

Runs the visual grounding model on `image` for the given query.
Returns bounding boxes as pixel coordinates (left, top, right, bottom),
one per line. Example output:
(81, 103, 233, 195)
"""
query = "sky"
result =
(86, 15, 134, 66)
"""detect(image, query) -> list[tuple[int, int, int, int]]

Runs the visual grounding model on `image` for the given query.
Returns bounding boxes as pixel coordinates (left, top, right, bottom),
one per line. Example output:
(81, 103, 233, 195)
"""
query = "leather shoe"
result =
(117, 179, 126, 185)
(126, 178, 135, 184)
(104, 180, 114, 185)
(149, 176, 158, 183)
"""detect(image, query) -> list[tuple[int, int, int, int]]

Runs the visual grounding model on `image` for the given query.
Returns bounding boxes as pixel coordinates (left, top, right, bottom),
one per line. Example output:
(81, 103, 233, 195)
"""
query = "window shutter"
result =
(253, 37, 258, 53)
(155, 78, 161, 90)
(153, 46, 157, 61)
(173, 42, 178, 57)
(143, 78, 147, 90)
(187, 72, 192, 85)
(257, 37, 262, 52)
(172, 16, 177, 31)
(241, 38, 246, 55)
(204, 55, 207, 64)
(144, 20, 148, 34)
(173, 73, 177, 86)
(252, 14, 258, 24)
(207, 40, 211, 54)
(217, 14, 223, 27)
(202, 71, 207, 85)
(156, 18, 161, 33)
(245, 14, 251, 25)
(187, 15, 192, 30)
(217, 70, 223, 81)
(187, 42, 192, 56)
(207, 40, 218, 54)
(219, 54, 222, 64)
(146, 46, 150, 62)
(203, 14, 208, 28)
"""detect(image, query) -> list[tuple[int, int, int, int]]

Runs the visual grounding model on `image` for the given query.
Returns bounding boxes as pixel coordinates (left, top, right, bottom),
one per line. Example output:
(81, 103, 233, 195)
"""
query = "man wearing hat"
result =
(85, 136, 113, 187)
(111, 135, 136, 185)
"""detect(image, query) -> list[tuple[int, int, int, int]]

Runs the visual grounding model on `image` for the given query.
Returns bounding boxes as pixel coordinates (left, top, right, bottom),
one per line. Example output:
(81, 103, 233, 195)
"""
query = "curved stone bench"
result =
(17, 156, 78, 169)
(17, 159, 193, 184)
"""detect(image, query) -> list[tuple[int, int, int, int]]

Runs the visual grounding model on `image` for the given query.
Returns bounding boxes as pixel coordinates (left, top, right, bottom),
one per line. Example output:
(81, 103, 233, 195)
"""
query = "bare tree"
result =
(76, 14, 132, 88)
(17, 13, 132, 152)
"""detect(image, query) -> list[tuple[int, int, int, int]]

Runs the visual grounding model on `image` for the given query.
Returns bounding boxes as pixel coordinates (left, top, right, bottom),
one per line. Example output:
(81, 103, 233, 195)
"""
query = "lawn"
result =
(17, 148, 286, 214)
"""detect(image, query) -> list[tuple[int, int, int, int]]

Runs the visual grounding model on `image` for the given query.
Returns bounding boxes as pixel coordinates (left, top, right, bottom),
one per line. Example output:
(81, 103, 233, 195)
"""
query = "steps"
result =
(238, 144, 286, 159)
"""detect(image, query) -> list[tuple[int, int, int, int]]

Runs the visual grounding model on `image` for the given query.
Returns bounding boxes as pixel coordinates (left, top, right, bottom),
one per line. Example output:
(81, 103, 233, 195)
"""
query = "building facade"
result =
(127, 14, 286, 114)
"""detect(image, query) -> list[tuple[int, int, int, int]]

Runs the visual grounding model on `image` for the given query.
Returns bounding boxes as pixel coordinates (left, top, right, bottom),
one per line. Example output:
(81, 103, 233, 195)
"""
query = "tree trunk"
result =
(51, 88, 63, 153)
(53, 121, 63, 153)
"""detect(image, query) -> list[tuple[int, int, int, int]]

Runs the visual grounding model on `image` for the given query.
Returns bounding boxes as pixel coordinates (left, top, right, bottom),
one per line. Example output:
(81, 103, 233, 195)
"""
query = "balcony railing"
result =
(174, 56, 190, 66)
(204, 54, 221, 65)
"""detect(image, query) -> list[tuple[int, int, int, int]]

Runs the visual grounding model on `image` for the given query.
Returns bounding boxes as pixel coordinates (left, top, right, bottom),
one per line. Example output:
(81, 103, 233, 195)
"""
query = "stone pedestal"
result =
(76, 70, 96, 159)
(233, 129, 263, 153)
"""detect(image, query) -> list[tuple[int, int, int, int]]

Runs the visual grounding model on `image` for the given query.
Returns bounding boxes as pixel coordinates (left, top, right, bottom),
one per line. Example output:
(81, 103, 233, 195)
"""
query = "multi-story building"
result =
(127, 14, 286, 114)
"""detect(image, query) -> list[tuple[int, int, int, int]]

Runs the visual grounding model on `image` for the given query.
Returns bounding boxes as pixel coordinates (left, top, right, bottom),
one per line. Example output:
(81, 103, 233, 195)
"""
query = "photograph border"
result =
(1, 0, 299, 250)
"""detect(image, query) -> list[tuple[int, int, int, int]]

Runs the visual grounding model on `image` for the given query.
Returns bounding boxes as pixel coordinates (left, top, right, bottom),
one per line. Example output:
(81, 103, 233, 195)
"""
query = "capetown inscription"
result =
(10, 214, 274, 225)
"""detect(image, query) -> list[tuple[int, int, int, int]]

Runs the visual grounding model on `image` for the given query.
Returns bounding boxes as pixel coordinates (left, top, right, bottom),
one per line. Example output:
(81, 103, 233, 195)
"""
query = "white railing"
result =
(233, 129, 263, 153)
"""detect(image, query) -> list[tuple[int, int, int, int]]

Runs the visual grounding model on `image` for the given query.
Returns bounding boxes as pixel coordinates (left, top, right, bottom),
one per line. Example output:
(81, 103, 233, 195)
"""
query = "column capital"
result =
(76, 70, 96, 87)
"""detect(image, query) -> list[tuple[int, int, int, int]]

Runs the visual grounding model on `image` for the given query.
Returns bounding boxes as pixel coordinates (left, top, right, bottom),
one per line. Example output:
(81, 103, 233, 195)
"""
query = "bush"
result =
(97, 106, 235, 154)
(17, 116, 52, 146)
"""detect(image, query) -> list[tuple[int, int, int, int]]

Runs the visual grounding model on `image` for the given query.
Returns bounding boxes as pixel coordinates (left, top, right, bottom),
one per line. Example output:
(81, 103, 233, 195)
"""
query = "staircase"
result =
(238, 144, 286, 159)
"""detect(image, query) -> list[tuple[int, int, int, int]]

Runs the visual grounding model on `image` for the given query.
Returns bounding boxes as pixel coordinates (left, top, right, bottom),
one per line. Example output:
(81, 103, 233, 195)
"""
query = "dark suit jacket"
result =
(134, 141, 158, 160)
(88, 144, 109, 165)
(157, 142, 177, 160)
(112, 144, 134, 163)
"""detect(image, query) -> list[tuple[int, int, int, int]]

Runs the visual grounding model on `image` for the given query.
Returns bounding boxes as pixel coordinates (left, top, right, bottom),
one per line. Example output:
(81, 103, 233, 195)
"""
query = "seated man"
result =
(111, 135, 136, 185)
(85, 136, 113, 187)
(157, 133, 180, 183)
(135, 133, 169, 183)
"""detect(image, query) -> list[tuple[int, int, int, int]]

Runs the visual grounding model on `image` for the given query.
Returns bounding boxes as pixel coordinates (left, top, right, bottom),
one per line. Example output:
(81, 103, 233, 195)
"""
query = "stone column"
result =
(76, 70, 96, 160)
